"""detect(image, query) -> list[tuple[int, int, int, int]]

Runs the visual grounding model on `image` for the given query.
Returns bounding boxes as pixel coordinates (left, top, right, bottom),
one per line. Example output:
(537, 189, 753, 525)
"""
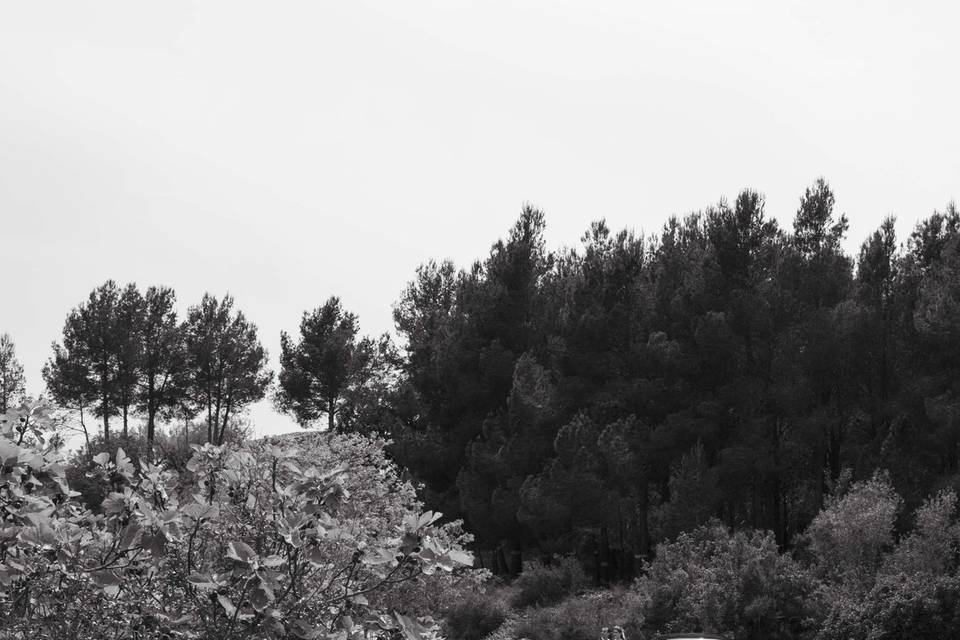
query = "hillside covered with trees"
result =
(4, 178, 960, 638)
(387, 179, 960, 580)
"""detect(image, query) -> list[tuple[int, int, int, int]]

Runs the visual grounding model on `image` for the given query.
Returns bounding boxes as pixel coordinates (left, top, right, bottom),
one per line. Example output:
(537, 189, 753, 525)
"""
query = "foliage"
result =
(636, 521, 818, 640)
(381, 186, 960, 584)
(277, 297, 395, 433)
(817, 574, 960, 640)
(442, 592, 509, 640)
(510, 557, 587, 609)
(0, 333, 26, 413)
(138, 286, 188, 443)
(183, 293, 273, 445)
(804, 472, 900, 593)
(43, 280, 126, 441)
(882, 488, 960, 577)
(513, 589, 646, 640)
(0, 400, 472, 639)
(649, 440, 720, 543)
(44, 284, 271, 448)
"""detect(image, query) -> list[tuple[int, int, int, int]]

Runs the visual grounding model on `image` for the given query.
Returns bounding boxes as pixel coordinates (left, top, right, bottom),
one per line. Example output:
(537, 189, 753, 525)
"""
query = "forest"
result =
(3, 177, 960, 638)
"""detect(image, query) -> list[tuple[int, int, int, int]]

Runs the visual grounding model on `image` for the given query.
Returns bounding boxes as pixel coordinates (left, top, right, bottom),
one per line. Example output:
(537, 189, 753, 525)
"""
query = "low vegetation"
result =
(0, 398, 474, 639)
(439, 472, 960, 640)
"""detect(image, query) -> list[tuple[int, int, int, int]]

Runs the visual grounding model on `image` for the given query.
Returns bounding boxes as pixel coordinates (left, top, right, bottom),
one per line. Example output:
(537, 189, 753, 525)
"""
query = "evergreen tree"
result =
(276, 296, 375, 431)
(0, 333, 26, 412)
(138, 286, 187, 446)
(44, 281, 123, 443)
(183, 293, 272, 444)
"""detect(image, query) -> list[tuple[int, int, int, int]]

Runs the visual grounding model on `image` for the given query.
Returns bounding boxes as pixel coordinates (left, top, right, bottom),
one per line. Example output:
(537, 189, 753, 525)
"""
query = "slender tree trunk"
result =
(206, 390, 213, 444)
(328, 398, 336, 432)
(79, 406, 90, 453)
(101, 379, 110, 445)
(146, 375, 156, 446)
(219, 395, 233, 445)
(213, 393, 222, 444)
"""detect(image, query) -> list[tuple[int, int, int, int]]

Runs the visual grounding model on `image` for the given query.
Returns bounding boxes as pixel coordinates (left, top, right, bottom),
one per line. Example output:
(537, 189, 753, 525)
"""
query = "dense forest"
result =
(4, 177, 960, 638)
(386, 178, 960, 579)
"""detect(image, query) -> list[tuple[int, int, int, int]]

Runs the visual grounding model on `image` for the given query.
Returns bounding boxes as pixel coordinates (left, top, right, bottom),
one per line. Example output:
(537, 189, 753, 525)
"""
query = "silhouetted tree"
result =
(183, 293, 272, 444)
(276, 297, 374, 431)
(0, 333, 26, 412)
(44, 281, 123, 443)
(138, 286, 187, 446)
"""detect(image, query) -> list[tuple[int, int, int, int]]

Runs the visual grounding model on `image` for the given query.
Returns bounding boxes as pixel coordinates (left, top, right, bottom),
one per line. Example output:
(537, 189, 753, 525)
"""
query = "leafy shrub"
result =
(514, 589, 645, 640)
(442, 593, 509, 640)
(805, 471, 901, 594)
(636, 520, 817, 640)
(64, 433, 154, 510)
(511, 556, 587, 609)
(0, 398, 473, 639)
(882, 488, 960, 577)
(818, 573, 960, 640)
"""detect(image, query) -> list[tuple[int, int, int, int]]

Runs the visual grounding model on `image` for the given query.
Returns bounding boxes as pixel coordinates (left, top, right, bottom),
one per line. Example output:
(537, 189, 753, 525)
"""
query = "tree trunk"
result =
(328, 398, 336, 432)
(102, 383, 110, 445)
(219, 395, 233, 445)
(80, 406, 90, 453)
(206, 395, 213, 444)
(213, 392, 222, 444)
(146, 376, 156, 447)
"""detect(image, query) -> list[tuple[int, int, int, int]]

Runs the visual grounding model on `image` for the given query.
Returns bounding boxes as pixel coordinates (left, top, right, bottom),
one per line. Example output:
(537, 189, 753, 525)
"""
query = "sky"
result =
(1, 1, 957, 437)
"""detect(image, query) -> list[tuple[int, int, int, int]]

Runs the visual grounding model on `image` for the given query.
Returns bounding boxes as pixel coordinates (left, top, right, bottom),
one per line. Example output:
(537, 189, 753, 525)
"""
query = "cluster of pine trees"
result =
(42, 285, 272, 447)
(386, 179, 960, 580)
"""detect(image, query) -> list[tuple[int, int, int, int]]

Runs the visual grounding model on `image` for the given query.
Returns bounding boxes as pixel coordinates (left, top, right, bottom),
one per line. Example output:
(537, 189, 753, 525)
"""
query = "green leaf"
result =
(261, 554, 285, 567)
(394, 613, 429, 640)
(217, 594, 236, 617)
(249, 585, 272, 612)
(226, 540, 256, 564)
(187, 573, 219, 589)
(447, 549, 473, 567)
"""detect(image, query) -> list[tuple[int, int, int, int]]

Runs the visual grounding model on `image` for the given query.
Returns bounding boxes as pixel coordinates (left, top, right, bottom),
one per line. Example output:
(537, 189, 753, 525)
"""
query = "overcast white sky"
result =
(1, 1, 957, 437)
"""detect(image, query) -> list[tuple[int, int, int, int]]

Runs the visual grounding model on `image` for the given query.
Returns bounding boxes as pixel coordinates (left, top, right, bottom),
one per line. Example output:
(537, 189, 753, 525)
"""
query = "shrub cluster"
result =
(510, 556, 587, 609)
(636, 521, 818, 640)
(429, 470, 960, 640)
(0, 398, 473, 639)
(442, 592, 509, 640)
(514, 589, 645, 640)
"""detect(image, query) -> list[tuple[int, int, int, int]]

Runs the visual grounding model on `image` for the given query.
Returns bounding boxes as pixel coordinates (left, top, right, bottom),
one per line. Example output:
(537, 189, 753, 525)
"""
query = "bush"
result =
(805, 471, 901, 594)
(818, 573, 960, 640)
(636, 521, 817, 640)
(511, 556, 587, 609)
(64, 433, 154, 510)
(443, 593, 509, 640)
(0, 398, 474, 639)
(514, 589, 645, 640)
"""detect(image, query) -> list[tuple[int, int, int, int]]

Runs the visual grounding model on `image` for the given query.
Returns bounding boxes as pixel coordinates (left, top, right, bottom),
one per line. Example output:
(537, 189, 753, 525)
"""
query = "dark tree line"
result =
(379, 180, 960, 580)
(43, 282, 272, 448)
